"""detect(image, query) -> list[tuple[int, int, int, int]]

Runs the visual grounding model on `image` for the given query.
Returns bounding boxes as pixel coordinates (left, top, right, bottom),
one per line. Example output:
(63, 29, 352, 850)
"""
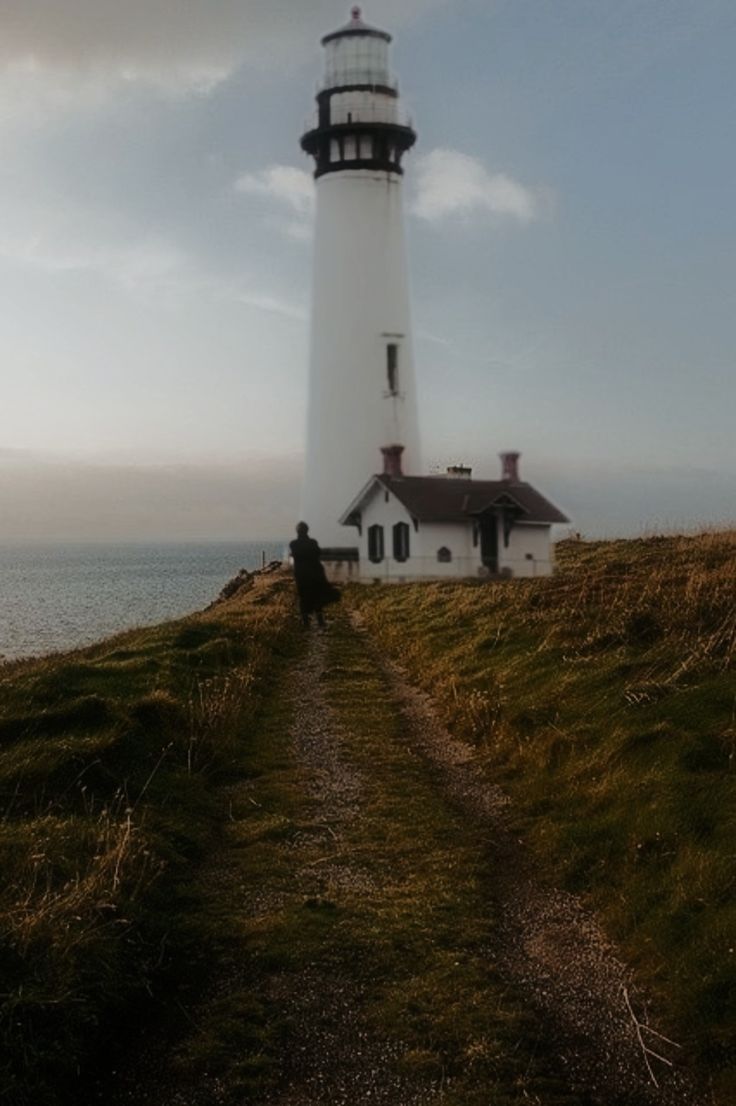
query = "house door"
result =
(479, 515, 498, 573)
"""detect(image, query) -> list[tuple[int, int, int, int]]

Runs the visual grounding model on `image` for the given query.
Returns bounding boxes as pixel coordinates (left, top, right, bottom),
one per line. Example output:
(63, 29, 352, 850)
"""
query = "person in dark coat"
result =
(289, 522, 336, 627)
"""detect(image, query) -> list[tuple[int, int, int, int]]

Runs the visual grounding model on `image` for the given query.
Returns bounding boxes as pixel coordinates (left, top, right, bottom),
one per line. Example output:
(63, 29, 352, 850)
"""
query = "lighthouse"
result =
(300, 7, 421, 554)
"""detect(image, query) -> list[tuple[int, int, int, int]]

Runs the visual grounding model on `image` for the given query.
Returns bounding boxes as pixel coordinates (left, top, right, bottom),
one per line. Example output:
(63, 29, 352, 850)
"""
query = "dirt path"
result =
(255, 632, 439, 1106)
(97, 614, 707, 1106)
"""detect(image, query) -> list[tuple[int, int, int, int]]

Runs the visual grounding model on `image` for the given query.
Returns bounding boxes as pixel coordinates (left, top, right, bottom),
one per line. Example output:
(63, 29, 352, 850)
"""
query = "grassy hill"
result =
(1, 532, 733, 1103)
(348, 529, 736, 1098)
(0, 573, 296, 1105)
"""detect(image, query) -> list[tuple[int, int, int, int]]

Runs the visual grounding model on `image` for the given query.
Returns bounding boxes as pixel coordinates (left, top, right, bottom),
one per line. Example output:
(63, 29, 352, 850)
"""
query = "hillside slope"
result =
(349, 530, 736, 1099)
(0, 572, 296, 1104)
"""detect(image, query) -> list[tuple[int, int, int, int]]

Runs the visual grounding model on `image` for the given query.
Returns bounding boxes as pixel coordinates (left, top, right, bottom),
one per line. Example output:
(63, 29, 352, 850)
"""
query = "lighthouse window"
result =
(330, 140, 340, 162)
(344, 136, 357, 160)
(437, 547, 452, 563)
(393, 522, 410, 563)
(386, 343, 399, 395)
(360, 135, 373, 160)
(368, 524, 385, 563)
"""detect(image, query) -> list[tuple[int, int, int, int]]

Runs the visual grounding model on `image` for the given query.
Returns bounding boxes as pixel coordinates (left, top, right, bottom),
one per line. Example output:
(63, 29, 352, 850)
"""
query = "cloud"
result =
(411, 148, 544, 225)
(234, 290, 308, 322)
(0, 1, 446, 87)
(232, 144, 546, 243)
(0, 190, 311, 332)
(0, 189, 193, 294)
(417, 328, 452, 349)
(2, 229, 186, 288)
(235, 165, 315, 241)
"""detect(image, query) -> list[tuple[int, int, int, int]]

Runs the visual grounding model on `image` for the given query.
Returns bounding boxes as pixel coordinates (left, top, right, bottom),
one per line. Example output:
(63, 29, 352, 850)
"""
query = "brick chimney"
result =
(381, 444, 404, 477)
(499, 451, 521, 482)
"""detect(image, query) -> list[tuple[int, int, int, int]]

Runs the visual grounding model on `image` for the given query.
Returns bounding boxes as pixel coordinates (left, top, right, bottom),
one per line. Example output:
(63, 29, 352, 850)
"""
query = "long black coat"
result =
(289, 536, 333, 614)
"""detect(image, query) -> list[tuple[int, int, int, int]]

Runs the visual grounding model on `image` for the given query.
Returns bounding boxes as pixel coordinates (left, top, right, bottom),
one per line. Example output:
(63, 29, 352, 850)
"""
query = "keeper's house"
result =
(339, 446, 568, 582)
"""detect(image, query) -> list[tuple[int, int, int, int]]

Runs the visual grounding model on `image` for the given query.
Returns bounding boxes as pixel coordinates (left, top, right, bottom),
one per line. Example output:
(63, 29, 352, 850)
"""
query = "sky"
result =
(0, 0, 734, 540)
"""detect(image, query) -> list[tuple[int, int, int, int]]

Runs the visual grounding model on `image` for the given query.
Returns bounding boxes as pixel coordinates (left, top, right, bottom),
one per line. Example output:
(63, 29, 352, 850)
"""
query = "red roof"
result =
(363, 475, 569, 525)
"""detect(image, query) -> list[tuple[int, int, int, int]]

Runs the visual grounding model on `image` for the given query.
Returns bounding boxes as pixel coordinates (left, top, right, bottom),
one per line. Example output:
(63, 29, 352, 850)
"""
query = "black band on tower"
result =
(301, 120, 415, 179)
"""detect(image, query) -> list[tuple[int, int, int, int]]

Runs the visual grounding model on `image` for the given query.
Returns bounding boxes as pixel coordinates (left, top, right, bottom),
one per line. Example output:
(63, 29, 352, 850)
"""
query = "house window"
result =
(386, 343, 399, 395)
(368, 524, 385, 563)
(393, 521, 410, 562)
(437, 547, 452, 563)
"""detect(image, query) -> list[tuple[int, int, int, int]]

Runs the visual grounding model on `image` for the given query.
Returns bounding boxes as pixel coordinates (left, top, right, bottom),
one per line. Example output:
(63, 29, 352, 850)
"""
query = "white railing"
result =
(302, 103, 413, 132)
(357, 554, 553, 580)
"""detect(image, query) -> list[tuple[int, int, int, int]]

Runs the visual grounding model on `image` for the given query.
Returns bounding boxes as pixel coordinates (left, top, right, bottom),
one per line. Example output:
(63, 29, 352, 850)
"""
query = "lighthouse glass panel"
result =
(324, 37, 391, 88)
(332, 90, 396, 126)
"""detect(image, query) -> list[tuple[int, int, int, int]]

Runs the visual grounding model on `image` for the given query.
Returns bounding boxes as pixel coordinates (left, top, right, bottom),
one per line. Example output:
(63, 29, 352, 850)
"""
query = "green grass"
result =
(0, 574, 297, 1106)
(348, 529, 736, 1100)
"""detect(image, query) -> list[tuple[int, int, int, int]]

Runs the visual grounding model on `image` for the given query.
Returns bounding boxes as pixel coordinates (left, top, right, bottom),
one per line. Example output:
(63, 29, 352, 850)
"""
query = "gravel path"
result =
(350, 612, 709, 1106)
(264, 632, 439, 1106)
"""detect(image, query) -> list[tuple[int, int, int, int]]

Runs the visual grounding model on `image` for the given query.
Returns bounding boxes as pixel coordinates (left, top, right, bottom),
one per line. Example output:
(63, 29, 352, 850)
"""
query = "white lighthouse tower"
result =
(300, 7, 421, 554)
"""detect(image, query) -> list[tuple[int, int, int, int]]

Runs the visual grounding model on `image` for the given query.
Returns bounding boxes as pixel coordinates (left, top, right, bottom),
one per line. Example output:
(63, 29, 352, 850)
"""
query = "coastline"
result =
(0, 540, 286, 662)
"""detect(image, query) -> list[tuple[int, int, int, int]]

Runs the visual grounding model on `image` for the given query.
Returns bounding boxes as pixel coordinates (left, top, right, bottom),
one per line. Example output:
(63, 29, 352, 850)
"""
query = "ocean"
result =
(0, 541, 286, 662)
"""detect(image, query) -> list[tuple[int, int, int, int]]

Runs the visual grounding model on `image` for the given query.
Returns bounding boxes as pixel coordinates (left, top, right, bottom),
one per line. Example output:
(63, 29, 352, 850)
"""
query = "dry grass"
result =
(349, 529, 736, 1101)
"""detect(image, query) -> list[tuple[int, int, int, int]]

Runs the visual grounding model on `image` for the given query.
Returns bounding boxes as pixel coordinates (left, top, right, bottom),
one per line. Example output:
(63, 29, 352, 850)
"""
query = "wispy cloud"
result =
(0, 191, 308, 324)
(235, 165, 315, 241)
(411, 148, 545, 225)
(233, 290, 307, 322)
(417, 328, 452, 349)
(0, 195, 187, 289)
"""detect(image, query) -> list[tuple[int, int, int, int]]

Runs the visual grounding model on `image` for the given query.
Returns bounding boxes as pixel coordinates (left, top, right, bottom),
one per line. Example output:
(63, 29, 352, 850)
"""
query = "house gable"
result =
(340, 476, 415, 533)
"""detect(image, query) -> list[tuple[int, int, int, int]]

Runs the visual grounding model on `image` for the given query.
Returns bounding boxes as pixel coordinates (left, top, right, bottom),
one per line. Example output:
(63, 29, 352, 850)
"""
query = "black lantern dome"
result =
(322, 6, 392, 45)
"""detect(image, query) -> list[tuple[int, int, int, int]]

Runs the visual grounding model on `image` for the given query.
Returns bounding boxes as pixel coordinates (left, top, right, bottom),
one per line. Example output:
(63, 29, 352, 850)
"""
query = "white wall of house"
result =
(498, 521, 555, 577)
(342, 481, 556, 581)
(347, 483, 470, 581)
